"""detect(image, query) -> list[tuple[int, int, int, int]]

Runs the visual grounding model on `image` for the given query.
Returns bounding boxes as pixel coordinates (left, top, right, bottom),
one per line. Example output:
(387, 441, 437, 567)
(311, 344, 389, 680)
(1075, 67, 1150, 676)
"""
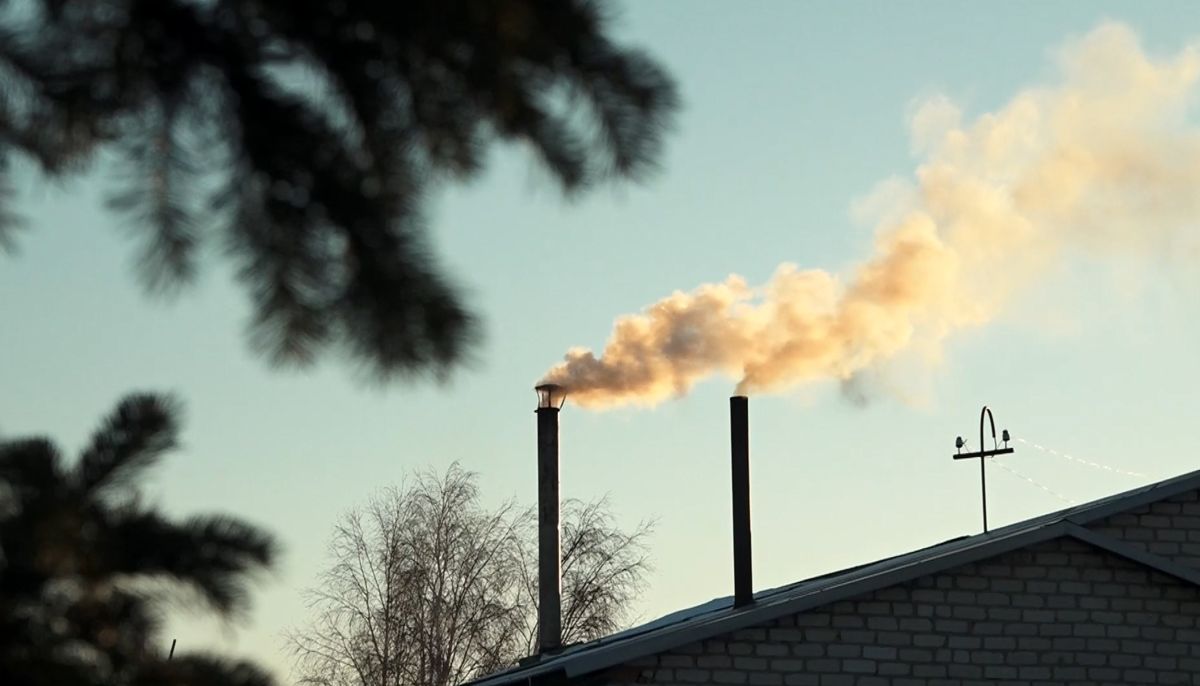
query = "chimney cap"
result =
(535, 383, 568, 409)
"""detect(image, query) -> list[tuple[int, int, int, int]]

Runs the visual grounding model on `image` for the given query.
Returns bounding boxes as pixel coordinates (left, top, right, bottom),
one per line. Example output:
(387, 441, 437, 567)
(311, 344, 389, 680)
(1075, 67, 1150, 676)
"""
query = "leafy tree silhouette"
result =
(0, 0, 678, 380)
(0, 393, 277, 686)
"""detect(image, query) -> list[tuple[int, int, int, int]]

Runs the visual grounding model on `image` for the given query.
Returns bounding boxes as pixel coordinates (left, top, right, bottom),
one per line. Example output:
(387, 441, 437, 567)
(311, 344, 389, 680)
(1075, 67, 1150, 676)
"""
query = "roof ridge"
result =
(463, 467, 1200, 686)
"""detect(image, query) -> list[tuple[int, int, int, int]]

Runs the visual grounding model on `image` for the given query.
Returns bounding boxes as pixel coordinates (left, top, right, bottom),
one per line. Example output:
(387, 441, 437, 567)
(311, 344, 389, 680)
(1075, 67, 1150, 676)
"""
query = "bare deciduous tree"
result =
(513, 498, 653, 654)
(287, 465, 652, 686)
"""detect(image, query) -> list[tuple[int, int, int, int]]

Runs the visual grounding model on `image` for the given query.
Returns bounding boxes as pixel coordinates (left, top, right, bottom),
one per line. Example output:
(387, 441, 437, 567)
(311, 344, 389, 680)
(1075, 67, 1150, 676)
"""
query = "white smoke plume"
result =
(541, 24, 1200, 409)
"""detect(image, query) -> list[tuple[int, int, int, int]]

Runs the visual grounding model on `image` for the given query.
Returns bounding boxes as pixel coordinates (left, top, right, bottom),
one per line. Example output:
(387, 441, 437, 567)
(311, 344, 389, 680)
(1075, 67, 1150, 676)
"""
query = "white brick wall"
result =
(603, 519, 1200, 686)
(1090, 489, 1200, 569)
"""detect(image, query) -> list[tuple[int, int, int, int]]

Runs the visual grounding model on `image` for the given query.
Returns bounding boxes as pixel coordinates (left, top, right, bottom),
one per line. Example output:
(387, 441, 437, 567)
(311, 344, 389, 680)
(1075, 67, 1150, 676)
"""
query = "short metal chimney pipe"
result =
(535, 384, 567, 653)
(730, 396, 754, 608)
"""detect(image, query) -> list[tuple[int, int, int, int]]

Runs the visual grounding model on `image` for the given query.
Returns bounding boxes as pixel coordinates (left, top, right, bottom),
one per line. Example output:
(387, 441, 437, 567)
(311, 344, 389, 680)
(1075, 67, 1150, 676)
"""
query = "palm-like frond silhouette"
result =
(0, 392, 278, 686)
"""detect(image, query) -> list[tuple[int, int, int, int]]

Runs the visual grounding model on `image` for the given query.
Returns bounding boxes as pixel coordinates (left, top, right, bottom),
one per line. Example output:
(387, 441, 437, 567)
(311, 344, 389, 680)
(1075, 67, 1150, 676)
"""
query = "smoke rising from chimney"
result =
(540, 24, 1200, 409)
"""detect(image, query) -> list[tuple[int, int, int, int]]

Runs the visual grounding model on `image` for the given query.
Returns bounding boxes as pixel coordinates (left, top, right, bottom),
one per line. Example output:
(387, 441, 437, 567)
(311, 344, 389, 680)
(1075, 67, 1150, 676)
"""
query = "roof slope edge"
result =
(465, 468, 1200, 686)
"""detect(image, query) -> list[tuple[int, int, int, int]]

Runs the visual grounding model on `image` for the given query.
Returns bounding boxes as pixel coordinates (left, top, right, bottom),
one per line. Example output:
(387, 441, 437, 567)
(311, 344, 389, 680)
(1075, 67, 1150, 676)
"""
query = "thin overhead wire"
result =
(1016, 438, 1146, 479)
(993, 459, 1077, 505)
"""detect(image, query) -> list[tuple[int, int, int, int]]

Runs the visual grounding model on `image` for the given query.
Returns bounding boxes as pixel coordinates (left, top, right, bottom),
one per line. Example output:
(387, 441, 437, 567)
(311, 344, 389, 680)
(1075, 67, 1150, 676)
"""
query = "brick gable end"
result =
(605, 537, 1200, 686)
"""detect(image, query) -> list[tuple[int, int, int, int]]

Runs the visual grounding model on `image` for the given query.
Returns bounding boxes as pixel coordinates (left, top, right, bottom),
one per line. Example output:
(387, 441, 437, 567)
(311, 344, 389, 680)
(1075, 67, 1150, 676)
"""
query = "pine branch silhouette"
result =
(0, 0, 678, 379)
(0, 392, 278, 686)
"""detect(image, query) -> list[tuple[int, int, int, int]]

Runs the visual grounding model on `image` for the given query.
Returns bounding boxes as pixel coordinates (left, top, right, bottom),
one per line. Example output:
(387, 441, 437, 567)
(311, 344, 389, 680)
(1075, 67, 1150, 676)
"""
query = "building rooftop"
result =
(466, 468, 1200, 686)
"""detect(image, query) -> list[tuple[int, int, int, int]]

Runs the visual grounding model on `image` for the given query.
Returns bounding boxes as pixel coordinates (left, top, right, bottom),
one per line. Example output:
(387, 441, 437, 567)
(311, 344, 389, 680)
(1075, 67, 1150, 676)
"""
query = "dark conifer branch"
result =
(0, 0, 678, 378)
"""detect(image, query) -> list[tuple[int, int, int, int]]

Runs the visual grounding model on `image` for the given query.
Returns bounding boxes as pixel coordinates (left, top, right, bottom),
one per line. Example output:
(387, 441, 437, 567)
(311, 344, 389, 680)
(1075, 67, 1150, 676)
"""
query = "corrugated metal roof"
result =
(465, 467, 1200, 686)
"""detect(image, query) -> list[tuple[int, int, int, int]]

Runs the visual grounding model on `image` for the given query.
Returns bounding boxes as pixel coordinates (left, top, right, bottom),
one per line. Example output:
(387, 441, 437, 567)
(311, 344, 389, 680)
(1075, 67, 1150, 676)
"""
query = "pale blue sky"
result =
(4, 1, 1200, 680)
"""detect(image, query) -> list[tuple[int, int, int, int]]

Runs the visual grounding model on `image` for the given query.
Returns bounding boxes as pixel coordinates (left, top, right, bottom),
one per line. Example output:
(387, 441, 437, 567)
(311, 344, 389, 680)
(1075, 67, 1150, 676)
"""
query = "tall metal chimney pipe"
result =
(535, 384, 565, 653)
(730, 395, 754, 608)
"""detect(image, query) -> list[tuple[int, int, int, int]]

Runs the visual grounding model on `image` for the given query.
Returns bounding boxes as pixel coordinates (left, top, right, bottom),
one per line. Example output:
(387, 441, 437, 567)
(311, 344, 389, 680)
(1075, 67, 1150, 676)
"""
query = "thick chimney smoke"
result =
(540, 24, 1200, 410)
(730, 396, 753, 608)
(534, 384, 564, 653)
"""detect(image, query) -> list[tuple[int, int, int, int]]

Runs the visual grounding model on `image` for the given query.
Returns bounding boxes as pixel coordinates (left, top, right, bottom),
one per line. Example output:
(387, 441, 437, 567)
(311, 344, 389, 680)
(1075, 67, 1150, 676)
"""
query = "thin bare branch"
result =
(286, 466, 652, 686)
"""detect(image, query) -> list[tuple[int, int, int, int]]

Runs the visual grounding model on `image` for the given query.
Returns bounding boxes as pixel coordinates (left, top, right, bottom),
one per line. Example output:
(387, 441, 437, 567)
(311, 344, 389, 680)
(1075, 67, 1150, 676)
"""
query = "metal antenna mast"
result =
(952, 405, 1015, 533)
